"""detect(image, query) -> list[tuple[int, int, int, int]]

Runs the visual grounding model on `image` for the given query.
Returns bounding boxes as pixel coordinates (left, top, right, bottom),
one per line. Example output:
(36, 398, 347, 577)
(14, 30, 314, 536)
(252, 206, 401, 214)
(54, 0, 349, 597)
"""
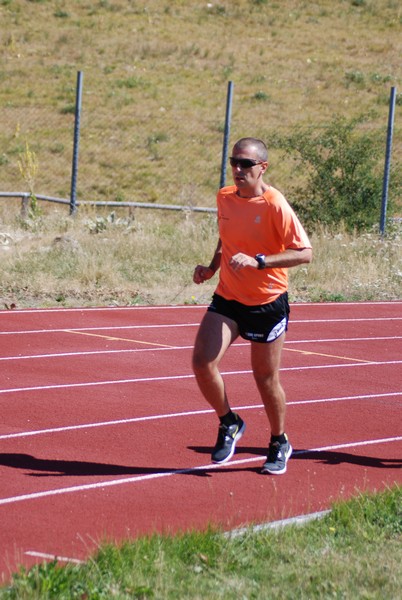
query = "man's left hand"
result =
(229, 253, 258, 271)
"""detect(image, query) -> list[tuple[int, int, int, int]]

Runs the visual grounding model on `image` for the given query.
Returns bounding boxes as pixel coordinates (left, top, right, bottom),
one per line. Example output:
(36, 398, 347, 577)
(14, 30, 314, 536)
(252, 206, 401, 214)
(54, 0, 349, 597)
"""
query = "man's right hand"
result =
(193, 265, 215, 284)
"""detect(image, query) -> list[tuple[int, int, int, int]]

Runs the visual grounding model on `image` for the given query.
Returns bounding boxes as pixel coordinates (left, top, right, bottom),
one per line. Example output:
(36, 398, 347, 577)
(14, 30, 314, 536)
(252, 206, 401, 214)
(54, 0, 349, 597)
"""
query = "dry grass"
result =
(0, 200, 400, 308)
(291, 224, 402, 301)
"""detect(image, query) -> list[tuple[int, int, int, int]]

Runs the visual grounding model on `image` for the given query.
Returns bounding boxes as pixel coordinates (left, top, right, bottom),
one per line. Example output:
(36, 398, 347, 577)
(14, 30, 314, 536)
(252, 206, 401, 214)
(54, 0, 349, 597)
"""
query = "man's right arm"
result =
(193, 239, 222, 284)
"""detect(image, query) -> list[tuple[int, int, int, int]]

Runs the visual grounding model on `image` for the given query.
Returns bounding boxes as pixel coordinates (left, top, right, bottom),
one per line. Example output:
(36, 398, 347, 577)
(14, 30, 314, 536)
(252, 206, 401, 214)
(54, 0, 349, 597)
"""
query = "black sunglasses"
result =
(229, 157, 263, 169)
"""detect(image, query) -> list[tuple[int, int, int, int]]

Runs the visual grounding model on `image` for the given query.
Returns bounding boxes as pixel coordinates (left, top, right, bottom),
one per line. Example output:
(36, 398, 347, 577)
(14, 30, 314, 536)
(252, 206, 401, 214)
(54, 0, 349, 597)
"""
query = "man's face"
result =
(230, 144, 267, 195)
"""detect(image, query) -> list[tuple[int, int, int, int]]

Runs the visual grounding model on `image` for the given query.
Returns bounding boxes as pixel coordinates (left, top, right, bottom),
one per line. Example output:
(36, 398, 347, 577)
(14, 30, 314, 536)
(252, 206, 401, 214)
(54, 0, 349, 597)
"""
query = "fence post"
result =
(70, 71, 84, 216)
(379, 86, 396, 236)
(219, 81, 234, 189)
(20, 193, 30, 219)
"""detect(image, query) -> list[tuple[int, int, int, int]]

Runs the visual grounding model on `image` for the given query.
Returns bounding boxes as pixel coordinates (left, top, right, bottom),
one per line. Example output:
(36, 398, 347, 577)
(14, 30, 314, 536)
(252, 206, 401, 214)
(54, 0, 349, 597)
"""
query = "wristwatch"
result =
(255, 253, 266, 269)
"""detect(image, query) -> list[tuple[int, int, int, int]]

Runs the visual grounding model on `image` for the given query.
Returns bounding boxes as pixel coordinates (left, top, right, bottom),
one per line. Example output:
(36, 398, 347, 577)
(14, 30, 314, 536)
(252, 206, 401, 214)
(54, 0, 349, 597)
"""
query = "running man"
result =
(192, 137, 312, 474)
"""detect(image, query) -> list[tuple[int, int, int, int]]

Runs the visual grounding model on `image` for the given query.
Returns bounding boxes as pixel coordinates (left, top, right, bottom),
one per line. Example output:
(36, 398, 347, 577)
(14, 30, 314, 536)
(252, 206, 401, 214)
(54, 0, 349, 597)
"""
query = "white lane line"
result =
(0, 437, 400, 507)
(1, 336, 401, 362)
(292, 317, 402, 323)
(0, 305, 207, 315)
(0, 408, 214, 440)
(0, 344, 194, 362)
(25, 551, 84, 565)
(287, 336, 402, 344)
(226, 510, 331, 538)
(1, 391, 400, 441)
(0, 316, 401, 336)
(0, 300, 400, 316)
(1, 360, 401, 395)
(0, 323, 200, 336)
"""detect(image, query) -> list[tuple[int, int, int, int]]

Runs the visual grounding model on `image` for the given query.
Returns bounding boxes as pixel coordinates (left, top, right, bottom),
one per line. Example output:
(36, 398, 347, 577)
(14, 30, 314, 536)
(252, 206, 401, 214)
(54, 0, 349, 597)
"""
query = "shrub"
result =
(272, 114, 400, 231)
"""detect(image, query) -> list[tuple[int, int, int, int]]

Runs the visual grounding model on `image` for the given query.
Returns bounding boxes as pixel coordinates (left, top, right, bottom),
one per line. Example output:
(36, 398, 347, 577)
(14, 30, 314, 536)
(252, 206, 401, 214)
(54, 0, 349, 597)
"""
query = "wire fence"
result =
(0, 71, 229, 210)
(0, 71, 400, 218)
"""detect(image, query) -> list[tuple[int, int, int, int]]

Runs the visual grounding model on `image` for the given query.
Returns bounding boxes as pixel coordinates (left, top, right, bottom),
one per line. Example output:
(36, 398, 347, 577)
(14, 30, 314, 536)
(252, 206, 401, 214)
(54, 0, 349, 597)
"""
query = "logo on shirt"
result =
(254, 215, 261, 224)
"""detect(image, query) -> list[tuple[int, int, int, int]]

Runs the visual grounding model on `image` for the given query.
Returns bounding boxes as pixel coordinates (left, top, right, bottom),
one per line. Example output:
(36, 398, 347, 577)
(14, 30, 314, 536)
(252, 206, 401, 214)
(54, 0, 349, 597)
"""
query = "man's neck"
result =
(236, 181, 269, 198)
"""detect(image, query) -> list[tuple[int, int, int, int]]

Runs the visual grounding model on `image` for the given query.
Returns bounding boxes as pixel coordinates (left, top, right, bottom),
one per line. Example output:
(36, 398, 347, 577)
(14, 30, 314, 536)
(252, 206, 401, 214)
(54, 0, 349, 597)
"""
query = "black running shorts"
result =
(207, 292, 290, 343)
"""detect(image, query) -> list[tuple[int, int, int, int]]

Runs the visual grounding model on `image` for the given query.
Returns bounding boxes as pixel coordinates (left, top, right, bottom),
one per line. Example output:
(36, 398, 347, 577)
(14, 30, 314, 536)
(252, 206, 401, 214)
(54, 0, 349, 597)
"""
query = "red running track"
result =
(0, 302, 401, 580)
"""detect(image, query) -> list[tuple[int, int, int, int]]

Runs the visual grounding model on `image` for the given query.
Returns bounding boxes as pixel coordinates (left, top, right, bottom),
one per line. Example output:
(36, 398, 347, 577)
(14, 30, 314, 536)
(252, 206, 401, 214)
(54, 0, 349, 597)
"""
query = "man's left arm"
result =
(260, 247, 312, 269)
(229, 247, 312, 271)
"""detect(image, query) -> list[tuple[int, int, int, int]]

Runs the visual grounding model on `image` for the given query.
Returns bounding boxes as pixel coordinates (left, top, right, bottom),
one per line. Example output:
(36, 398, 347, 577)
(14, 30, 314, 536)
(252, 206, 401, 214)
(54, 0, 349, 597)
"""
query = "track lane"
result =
(0, 302, 401, 579)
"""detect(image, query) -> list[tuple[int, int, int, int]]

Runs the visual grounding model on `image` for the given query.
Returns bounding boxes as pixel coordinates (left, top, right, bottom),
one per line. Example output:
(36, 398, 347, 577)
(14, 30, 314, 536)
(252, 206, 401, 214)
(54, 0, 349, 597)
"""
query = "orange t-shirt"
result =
(215, 185, 312, 305)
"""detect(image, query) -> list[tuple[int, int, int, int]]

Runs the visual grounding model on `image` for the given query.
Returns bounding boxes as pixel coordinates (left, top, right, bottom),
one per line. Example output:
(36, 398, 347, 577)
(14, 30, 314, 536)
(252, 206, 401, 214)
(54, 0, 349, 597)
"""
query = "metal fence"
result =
(0, 71, 400, 222)
(0, 71, 232, 211)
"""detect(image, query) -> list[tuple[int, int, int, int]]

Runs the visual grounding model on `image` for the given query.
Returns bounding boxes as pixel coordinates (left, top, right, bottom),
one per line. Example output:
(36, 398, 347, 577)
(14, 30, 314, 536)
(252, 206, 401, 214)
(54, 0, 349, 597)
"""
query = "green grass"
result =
(1, 486, 401, 599)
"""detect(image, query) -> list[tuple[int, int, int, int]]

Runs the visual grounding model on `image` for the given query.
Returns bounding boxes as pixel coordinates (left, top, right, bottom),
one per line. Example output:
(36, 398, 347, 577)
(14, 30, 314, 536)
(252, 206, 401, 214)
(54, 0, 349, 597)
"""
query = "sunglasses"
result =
(229, 157, 263, 169)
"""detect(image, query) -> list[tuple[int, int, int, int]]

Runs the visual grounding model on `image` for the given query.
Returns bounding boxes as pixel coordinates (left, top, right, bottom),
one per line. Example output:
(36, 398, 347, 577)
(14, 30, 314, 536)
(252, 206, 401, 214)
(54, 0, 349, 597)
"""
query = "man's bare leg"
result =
(192, 311, 239, 416)
(251, 334, 292, 474)
(250, 334, 286, 434)
(192, 311, 246, 464)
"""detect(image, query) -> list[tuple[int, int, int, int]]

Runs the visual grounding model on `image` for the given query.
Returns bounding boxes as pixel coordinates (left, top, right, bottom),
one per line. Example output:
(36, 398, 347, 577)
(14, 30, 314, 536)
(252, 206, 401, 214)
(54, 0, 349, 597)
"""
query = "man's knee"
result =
(253, 368, 280, 391)
(192, 347, 211, 374)
(192, 350, 203, 373)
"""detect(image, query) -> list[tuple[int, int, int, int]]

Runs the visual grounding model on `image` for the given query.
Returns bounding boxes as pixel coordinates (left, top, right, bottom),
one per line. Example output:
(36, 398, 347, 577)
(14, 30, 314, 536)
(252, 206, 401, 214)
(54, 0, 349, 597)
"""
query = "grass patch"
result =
(0, 205, 401, 308)
(0, 1, 400, 205)
(1, 486, 401, 598)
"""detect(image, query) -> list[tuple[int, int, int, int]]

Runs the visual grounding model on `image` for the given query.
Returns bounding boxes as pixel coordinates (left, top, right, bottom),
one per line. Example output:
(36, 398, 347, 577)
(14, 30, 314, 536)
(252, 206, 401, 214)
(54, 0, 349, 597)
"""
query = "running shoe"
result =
(211, 415, 246, 464)
(261, 437, 292, 475)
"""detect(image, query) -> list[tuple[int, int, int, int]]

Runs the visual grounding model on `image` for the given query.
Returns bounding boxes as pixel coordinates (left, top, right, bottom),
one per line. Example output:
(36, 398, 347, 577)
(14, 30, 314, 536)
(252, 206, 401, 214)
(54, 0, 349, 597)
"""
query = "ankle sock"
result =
(219, 411, 238, 427)
(271, 433, 287, 445)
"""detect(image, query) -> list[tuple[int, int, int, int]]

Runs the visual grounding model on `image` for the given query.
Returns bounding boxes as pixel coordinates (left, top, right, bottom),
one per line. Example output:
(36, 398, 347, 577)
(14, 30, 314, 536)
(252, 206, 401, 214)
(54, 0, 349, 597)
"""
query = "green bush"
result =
(272, 115, 400, 231)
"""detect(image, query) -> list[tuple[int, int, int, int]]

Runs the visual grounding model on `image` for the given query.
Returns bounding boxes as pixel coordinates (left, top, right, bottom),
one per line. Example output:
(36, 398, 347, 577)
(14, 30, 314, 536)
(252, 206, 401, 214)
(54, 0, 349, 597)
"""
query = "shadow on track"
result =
(0, 453, 262, 478)
(0, 447, 400, 480)
(0, 453, 211, 478)
(188, 445, 402, 469)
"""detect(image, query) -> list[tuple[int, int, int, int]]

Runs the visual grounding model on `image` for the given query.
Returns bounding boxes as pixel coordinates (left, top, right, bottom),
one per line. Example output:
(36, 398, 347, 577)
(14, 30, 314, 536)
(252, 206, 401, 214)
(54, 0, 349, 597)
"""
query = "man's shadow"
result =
(0, 453, 261, 479)
(0, 453, 213, 478)
(1, 445, 399, 480)
(188, 445, 402, 469)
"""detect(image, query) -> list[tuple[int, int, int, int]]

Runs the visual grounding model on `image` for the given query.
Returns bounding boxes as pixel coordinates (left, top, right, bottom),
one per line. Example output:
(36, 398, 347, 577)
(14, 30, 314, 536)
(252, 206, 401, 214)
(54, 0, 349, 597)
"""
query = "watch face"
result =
(256, 254, 266, 269)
